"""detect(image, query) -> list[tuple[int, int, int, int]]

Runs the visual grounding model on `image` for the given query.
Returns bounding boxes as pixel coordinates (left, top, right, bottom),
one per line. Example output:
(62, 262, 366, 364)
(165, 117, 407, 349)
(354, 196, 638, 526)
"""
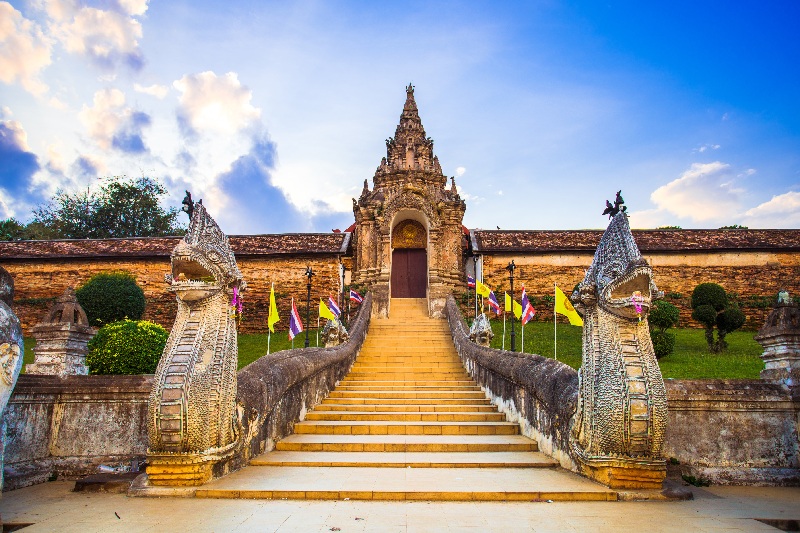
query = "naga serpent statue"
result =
(569, 209, 668, 489)
(0, 266, 23, 493)
(147, 200, 246, 486)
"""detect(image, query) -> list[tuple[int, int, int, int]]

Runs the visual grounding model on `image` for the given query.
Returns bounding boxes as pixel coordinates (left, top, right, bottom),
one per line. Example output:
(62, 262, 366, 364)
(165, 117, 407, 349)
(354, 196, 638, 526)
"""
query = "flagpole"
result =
(554, 283, 557, 361)
(502, 310, 506, 351)
(522, 321, 525, 353)
(317, 317, 320, 347)
(268, 330, 271, 355)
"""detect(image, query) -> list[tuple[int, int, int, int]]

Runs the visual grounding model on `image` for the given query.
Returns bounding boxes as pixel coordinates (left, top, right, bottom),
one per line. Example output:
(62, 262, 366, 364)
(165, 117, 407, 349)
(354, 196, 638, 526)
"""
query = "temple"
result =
(352, 84, 466, 318)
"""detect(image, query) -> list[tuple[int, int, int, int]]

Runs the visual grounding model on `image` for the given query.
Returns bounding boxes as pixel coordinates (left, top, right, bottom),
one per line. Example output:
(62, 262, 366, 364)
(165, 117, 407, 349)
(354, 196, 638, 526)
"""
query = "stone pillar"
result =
(27, 288, 96, 376)
(0, 265, 24, 498)
(755, 290, 800, 387)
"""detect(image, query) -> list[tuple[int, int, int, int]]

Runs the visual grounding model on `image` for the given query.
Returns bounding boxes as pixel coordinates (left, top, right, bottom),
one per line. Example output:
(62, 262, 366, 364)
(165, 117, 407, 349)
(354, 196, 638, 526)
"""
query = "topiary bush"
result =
(691, 282, 745, 352)
(649, 300, 680, 359)
(76, 272, 145, 327)
(86, 319, 168, 374)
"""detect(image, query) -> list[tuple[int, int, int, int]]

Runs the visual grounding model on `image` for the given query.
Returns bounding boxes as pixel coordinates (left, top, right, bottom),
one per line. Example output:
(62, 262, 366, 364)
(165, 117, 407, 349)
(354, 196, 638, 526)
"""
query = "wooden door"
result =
(391, 249, 427, 298)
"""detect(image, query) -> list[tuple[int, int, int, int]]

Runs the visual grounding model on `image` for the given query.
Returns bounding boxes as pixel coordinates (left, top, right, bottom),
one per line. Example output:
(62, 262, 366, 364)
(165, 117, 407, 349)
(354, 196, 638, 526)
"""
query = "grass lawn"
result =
(22, 320, 764, 379)
(486, 318, 764, 379)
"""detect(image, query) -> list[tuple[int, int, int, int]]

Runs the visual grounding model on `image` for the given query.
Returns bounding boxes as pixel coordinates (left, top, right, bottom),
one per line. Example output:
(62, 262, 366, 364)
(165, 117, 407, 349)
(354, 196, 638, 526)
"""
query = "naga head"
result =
(574, 212, 661, 321)
(168, 202, 245, 302)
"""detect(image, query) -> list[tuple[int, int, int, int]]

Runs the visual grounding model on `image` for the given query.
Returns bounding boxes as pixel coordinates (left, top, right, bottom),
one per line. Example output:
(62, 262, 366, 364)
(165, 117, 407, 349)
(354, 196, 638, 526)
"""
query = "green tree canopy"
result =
(26, 175, 186, 239)
(691, 282, 746, 352)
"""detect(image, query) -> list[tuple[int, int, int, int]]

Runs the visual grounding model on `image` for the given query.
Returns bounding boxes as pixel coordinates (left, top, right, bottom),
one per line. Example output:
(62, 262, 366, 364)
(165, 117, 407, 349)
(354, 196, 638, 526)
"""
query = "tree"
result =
(648, 300, 680, 359)
(76, 272, 146, 327)
(691, 282, 746, 352)
(31, 175, 186, 239)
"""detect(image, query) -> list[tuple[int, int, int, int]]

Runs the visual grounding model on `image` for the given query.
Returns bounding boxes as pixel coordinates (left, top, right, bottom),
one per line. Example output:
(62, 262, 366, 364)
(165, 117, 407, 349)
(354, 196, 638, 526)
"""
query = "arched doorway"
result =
(391, 219, 427, 298)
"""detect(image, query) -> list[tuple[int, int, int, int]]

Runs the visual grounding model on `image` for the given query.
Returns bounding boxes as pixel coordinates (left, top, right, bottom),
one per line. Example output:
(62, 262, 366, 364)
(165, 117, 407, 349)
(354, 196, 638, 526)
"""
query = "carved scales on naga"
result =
(147, 202, 246, 486)
(570, 211, 668, 489)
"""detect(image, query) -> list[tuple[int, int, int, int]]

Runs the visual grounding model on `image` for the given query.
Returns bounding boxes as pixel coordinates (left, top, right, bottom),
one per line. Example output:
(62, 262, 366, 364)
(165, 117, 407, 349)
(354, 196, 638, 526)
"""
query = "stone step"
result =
(327, 391, 487, 399)
(250, 450, 557, 468)
(195, 466, 618, 502)
(274, 434, 540, 452)
(304, 411, 507, 422)
(314, 404, 496, 412)
(293, 421, 520, 435)
(322, 397, 490, 405)
(334, 384, 482, 391)
(337, 379, 478, 387)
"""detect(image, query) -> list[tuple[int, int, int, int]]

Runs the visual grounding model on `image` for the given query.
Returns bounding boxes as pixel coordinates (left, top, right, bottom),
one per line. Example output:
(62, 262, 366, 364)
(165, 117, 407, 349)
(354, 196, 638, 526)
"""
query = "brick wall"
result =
(2, 255, 345, 335)
(479, 251, 800, 329)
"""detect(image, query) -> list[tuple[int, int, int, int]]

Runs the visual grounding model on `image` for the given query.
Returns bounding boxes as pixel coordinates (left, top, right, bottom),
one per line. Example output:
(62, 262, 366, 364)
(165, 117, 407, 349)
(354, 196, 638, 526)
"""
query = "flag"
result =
(467, 275, 476, 289)
(555, 285, 583, 326)
(487, 291, 501, 314)
(349, 289, 363, 304)
(476, 280, 491, 298)
(268, 283, 279, 333)
(504, 292, 512, 313)
(521, 286, 536, 325)
(328, 295, 341, 317)
(512, 299, 522, 319)
(319, 299, 337, 321)
(289, 298, 303, 340)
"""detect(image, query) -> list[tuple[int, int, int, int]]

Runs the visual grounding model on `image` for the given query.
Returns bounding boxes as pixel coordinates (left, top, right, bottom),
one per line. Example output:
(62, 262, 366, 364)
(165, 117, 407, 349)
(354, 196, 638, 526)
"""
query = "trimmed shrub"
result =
(691, 282, 745, 352)
(87, 319, 168, 375)
(76, 272, 145, 327)
(649, 300, 680, 359)
(651, 330, 676, 360)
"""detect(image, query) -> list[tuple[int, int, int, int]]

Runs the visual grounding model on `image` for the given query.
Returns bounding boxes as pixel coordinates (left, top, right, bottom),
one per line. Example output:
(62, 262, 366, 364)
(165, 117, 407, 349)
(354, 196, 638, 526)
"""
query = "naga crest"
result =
(168, 201, 246, 300)
(469, 313, 494, 348)
(573, 212, 662, 320)
(322, 319, 349, 348)
(569, 211, 668, 489)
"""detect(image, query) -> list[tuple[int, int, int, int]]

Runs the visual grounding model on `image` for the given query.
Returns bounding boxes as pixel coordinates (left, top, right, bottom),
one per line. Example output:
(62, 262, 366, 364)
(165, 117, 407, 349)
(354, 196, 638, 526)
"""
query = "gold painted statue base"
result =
(146, 449, 230, 486)
(580, 457, 666, 490)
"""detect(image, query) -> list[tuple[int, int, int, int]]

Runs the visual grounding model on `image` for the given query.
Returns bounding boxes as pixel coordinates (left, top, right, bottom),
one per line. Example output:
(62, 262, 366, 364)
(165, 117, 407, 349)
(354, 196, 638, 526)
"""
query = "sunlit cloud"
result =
(173, 71, 261, 137)
(45, 0, 147, 70)
(649, 162, 744, 222)
(0, 2, 52, 96)
(78, 88, 151, 153)
(743, 191, 800, 228)
(134, 83, 169, 99)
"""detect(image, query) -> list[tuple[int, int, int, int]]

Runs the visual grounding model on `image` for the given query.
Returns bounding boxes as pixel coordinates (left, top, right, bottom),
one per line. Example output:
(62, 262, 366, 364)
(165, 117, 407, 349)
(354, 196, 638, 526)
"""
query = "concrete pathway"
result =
(2, 480, 799, 532)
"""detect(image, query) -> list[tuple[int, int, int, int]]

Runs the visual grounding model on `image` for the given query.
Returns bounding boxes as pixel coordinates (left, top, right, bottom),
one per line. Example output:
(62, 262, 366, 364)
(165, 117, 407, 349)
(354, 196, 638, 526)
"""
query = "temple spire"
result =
(377, 85, 440, 176)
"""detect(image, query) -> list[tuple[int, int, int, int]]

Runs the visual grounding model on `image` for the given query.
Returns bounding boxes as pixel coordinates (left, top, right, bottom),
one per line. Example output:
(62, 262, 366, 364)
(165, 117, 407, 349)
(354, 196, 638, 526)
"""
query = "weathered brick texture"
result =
(3, 256, 345, 335)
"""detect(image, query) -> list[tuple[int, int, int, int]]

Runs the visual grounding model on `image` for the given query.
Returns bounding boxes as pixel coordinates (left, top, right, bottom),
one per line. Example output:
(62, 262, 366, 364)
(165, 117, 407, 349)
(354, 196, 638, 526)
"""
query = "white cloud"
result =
(649, 162, 744, 222)
(134, 83, 169, 99)
(455, 166, 466, 176)
(743, 191, 800, 228)
(173, 71, 261, 136)
(79, 88, 128, 150)
(44, 0, 147, 70)
(0, 2, 52, 96)
(696, 143, 720, 153)
(1, 118, 31, 151)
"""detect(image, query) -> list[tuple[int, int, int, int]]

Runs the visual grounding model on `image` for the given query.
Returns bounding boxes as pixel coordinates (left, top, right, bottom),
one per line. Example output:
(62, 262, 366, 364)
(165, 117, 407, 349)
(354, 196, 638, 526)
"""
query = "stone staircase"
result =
(196, 298, 617, 501)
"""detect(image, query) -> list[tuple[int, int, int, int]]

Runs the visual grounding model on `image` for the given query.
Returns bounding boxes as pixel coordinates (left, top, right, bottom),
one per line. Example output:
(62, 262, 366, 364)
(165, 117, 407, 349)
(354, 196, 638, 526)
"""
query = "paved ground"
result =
(1, 480, 798, 532)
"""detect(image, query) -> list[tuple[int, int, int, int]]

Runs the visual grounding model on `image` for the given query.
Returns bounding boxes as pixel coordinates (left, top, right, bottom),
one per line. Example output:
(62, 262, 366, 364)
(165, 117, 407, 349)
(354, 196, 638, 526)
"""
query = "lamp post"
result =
(304, 266, 315, 348)
(506, 260, 516, 352)
(472, 255, 479, 318)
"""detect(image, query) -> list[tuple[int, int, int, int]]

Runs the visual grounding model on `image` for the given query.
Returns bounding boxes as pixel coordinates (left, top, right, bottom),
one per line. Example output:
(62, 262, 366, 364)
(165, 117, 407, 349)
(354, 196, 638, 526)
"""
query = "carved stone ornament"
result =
(0, 265, 23, 492)
(755, 292, 800, 385)
(569, 211, 668, 489)
(392, 219, 426, 249)
(27, 287, 96, 376)
(322, 319, 349, 348)
(147, 201, 246, 486)
(468, 313, 494, 347)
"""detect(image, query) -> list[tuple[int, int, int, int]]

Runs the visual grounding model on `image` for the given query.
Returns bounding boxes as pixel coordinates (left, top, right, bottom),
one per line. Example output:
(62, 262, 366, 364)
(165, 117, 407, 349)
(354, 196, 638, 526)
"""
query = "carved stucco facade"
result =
(351, 84, 466, 318)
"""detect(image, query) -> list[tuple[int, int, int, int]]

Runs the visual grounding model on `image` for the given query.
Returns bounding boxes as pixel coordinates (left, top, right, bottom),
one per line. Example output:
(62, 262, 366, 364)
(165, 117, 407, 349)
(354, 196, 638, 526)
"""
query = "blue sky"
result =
(1, 1, 799, 233)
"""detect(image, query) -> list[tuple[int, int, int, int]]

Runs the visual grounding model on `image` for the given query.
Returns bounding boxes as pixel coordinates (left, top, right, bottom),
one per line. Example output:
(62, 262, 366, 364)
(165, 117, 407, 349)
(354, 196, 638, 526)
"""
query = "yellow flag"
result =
(504, 292, 512, 312)
(555, 285, 583, 326)
(319, 298, 336, 321)
(268, 283, 279, 333)
(476, 280, 491, 298)
(512, 299, 522, 319)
